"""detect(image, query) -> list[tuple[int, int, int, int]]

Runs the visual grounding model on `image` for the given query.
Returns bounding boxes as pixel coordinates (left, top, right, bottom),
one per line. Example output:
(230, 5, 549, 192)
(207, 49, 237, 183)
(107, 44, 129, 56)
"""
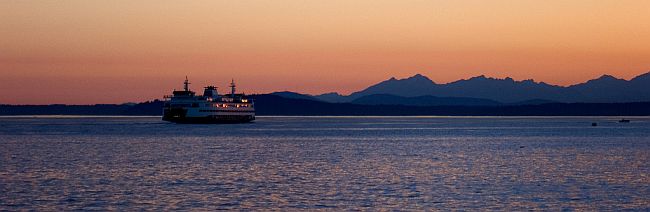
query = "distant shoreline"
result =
(2, 95, 650, 116)
(1, 115, 648, 118)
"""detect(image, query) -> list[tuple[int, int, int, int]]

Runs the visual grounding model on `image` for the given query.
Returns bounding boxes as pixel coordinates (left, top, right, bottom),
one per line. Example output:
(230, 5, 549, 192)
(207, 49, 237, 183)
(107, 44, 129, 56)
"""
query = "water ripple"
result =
(0, 116, 649, 210)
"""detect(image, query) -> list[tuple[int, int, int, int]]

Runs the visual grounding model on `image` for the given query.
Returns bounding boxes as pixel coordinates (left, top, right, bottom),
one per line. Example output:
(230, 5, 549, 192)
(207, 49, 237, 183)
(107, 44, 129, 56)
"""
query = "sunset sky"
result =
(2, 0, 650, 104)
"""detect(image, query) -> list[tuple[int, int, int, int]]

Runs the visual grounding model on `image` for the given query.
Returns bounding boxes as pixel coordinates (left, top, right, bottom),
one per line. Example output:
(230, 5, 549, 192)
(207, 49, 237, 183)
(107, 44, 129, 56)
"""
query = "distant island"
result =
(2, 72, 650, 116)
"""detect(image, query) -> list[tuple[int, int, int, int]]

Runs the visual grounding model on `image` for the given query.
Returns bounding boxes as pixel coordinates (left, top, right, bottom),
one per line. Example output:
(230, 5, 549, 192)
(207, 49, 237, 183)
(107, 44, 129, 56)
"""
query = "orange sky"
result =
(1, 0, 650, 104)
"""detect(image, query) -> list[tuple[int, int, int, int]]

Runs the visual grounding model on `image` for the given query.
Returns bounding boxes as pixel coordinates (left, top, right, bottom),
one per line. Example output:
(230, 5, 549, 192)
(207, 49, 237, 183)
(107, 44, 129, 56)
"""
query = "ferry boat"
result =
(162, 77, 255, 123)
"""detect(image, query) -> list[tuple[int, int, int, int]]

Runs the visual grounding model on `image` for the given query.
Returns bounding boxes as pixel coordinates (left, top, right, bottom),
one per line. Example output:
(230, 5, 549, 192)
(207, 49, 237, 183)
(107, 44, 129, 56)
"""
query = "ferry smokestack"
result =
(203, 86, 219, 98)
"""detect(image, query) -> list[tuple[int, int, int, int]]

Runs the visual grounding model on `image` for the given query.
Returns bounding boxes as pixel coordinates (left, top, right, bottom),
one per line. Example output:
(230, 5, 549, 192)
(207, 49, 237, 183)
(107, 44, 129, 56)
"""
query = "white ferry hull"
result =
(162, 108, 255, 124)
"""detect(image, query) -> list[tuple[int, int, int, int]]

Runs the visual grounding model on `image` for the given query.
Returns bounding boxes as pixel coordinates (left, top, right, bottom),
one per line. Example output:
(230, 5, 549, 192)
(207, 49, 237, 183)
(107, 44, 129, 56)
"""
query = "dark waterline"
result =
(1, 116, 649, 210)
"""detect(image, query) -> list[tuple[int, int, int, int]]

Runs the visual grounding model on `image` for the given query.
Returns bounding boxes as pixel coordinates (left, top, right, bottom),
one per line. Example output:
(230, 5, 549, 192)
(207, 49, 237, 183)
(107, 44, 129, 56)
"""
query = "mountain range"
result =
(274, 72, 650, 106)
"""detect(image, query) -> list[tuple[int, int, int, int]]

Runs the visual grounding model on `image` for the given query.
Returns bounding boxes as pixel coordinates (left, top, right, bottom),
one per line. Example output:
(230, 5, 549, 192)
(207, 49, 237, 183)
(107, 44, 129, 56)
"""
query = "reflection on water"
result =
(1, 116, 649, 210)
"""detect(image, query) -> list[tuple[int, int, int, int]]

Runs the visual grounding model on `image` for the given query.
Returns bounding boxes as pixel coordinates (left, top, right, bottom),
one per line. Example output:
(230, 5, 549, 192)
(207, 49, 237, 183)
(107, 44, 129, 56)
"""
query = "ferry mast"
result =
(230, 79, 236, 98)
(184, 76, 191, 92)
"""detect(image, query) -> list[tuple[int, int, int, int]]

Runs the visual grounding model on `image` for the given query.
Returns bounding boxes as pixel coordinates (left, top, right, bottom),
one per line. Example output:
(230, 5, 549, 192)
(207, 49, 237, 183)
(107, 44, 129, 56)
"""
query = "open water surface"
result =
(0, 116, 649, 210)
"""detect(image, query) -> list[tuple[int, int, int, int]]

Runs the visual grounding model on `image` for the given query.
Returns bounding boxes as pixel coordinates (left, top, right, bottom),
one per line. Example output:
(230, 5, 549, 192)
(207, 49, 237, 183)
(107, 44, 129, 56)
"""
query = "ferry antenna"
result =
(184, 76, 191, 91)
(230, 79, 236, 98)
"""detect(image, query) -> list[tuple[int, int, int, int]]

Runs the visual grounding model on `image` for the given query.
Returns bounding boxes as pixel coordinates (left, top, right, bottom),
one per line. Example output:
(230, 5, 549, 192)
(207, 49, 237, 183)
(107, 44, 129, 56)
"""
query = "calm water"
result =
(1, 116, 649, 210)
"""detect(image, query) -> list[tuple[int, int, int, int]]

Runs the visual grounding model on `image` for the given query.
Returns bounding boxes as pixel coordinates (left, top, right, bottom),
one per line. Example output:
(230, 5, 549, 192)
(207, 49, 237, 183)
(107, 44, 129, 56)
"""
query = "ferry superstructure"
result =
(162, 77, 255, 123)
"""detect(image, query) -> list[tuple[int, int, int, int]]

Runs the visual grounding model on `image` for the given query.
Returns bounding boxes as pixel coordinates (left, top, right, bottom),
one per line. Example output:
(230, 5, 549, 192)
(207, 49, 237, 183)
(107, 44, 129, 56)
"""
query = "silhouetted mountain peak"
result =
(521, 79, 535, 84)
(347, 74, 437, 98)
(407, 73, 425, 79)
(600, 74, 616, 79)
(470, 75, 487, 80)
(572, 74, 627, 88)
(460, 75, 521, 85)
(464, 75, 515, 83)
(591, 74, 625, 82)
(374, 74, 436, 86)
(403, 74, 435, 84)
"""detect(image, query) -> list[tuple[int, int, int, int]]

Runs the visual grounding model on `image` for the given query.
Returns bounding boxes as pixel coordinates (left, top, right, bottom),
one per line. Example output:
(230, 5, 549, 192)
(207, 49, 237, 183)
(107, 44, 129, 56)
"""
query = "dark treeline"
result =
(1, 95, 649, 116)
(0, 100, 164, 116)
